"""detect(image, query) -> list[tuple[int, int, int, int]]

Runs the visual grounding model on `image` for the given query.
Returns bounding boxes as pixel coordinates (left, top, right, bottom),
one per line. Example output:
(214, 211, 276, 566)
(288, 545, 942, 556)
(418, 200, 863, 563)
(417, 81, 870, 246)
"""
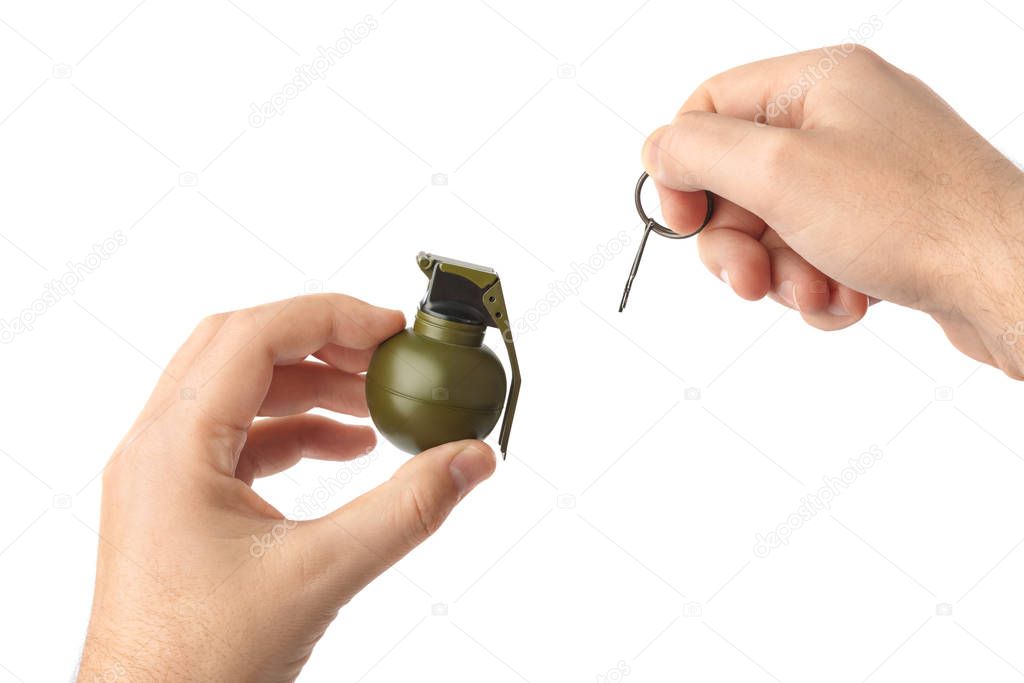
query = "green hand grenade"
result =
(365, 252, 521, 457)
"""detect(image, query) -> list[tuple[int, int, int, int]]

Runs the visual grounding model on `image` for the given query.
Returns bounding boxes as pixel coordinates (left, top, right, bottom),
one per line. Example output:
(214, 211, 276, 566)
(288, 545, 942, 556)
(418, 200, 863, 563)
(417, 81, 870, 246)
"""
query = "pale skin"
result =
(79, 46, 1023, 683)
(77, 294, 496, 682)
(643, 46, 1024, 379)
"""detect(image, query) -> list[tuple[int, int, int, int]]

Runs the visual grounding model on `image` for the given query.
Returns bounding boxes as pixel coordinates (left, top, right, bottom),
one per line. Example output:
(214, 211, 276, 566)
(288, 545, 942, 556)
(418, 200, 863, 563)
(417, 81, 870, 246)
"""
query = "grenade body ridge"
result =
(365, 310, 507, 454)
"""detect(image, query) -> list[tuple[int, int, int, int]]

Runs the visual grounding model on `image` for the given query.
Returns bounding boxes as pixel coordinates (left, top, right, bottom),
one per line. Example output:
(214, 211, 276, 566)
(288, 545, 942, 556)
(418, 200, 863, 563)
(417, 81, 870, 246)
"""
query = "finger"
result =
(653, 181, 712, 236)
(677, 45, 869, 124)
(813, 281, 869, 329)
(696, 228, 770, 301)
(235, 414, 376, 485)
(760, 232, 832, 314)
(313, 344, 376, 374)
(260, 361, 369, 418)
(183, 295, 403, 465)
(299, 440, 495, 601)
(759, 232, 870, 329)
(165, 314, 230, 383)
(661, 188, 767, 240)
(642, 112, 806, 217)
(143, 314, 229, 413)
(782, 281, 869, 331)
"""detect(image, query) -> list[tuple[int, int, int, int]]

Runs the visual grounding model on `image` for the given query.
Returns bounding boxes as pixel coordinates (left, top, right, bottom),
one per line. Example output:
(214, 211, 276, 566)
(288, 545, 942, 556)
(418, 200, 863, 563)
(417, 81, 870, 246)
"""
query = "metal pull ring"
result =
(619, 172, 714, 311)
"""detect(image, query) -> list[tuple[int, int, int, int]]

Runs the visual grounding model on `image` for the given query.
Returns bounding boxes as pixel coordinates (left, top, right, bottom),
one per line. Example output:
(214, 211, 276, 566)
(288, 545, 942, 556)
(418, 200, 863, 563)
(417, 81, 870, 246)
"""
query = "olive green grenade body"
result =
(365, 253, 521, 456)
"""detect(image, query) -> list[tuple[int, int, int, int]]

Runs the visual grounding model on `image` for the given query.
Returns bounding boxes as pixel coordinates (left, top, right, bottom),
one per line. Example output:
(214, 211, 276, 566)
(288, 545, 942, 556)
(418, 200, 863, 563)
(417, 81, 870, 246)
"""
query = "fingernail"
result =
(643, 127, 666, 179)
(778, 280, 796, 308)
(719, 269, 730, 287)
(828, 300, 848, 316)
(449, 444, 494, 498)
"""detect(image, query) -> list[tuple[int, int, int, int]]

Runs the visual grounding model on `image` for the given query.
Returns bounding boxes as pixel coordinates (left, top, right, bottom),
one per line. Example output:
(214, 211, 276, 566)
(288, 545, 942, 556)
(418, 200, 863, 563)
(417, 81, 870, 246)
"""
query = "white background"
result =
(2, 1, 1024, 681)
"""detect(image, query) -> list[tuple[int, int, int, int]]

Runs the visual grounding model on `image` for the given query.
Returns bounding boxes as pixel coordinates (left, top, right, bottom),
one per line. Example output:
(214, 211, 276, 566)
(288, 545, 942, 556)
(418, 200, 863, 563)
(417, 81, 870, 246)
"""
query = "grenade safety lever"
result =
(416, 252, 521, 457)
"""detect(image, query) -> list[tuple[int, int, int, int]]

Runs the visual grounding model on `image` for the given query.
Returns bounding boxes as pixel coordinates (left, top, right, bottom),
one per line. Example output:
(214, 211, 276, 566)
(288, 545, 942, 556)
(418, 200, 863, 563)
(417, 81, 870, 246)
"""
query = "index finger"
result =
(185, 294, 404, 445)
(645, 47, 874, 231)
(677, 45, 868, 124)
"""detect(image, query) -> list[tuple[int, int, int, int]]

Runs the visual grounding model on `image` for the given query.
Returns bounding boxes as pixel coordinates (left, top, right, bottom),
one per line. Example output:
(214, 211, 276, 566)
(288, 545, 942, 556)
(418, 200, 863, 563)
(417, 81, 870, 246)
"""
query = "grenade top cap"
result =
(417, 252, 499, 325)
(414, 252, 521, 456)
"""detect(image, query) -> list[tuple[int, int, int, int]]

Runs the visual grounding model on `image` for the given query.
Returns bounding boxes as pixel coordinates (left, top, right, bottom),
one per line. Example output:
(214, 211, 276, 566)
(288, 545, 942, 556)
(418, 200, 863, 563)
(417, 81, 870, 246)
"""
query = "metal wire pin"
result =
(619, 171, 714, 312)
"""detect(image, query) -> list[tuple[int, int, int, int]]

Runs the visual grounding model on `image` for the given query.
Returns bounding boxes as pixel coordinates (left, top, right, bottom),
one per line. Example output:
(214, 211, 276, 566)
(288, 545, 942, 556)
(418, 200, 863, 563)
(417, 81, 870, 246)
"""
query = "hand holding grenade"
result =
(365, 253, 521, 457)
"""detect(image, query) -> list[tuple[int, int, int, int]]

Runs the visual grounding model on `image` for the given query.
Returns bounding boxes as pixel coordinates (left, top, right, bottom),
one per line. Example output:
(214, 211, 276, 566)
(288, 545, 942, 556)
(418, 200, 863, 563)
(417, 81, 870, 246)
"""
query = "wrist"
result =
(78, 636, 149, 683)
(962, 170, 1024, 378)
(78, 611, 216, 683)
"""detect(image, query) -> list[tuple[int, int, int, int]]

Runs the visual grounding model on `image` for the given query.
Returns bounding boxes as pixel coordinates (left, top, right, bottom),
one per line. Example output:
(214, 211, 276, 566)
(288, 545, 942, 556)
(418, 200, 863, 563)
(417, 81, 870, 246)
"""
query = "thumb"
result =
(642, 111, 804, 219)
(301, 439, 495, 599)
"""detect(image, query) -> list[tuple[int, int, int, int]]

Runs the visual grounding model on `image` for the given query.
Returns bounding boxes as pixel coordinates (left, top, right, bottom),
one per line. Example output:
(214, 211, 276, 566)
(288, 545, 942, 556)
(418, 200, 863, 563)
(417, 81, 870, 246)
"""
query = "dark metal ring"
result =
(618, 172, 716, 311)
(634, 171, 714, 239)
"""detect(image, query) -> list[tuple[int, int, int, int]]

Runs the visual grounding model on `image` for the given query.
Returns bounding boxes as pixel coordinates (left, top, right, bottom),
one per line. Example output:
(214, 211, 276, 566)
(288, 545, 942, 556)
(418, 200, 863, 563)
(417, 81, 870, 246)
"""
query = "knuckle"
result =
(674, 110, 717, 145)
(699, 73, 723, 97)
(298, 292, 344, 314)
(759, 129, 798, 175)
(101, 448, 138, 492)
(674, 109, 707, 128)
(195, 312, 229, 336)
(661, 112, 703, 167)
(100, 458, 122, 489)
(222, 307, 264, 338)
(400, 483, 447, 543)
(844, 44, 884, 68)
(675, 79, 717, 118)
